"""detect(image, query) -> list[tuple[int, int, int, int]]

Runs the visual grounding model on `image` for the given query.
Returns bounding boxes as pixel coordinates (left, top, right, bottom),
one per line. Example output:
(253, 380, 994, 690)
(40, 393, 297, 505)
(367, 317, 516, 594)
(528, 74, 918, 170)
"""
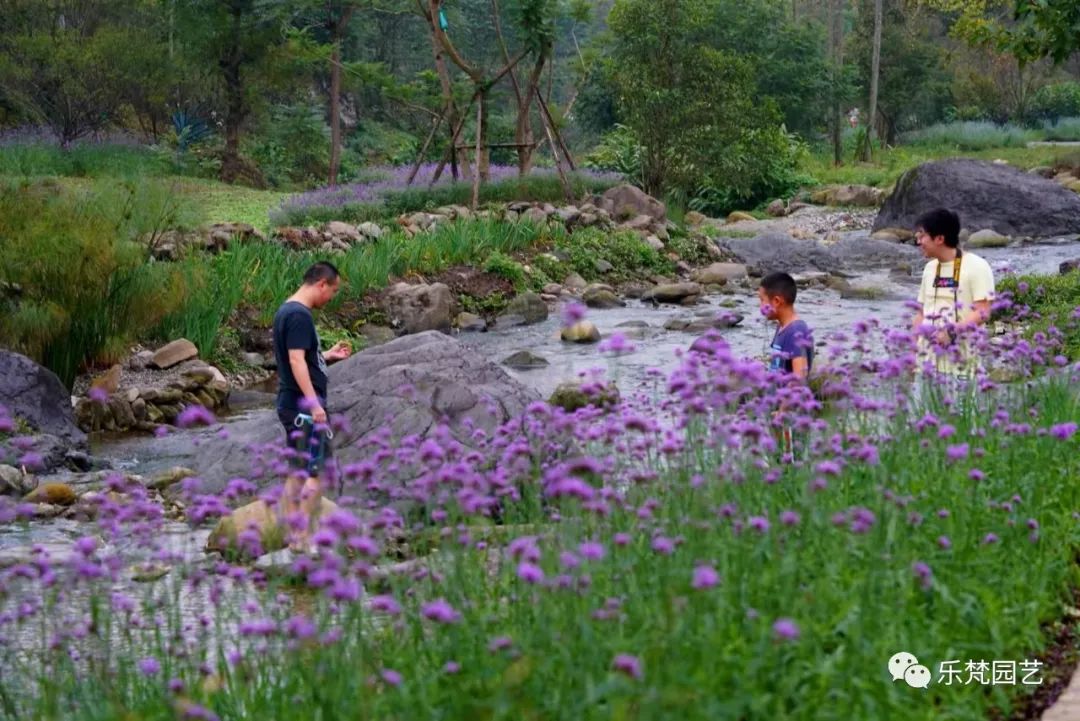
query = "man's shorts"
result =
(277, 406, 333, 477)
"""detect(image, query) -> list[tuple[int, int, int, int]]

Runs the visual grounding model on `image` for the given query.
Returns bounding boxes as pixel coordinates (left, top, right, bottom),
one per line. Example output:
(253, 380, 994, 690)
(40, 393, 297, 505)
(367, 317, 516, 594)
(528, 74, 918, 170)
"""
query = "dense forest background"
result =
(0, 0, 1077, 214)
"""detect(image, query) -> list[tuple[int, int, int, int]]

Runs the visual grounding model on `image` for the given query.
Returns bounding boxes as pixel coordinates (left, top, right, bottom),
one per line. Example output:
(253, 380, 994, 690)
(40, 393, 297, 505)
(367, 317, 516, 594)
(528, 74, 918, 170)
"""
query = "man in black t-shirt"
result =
(271, 261, 351, 550)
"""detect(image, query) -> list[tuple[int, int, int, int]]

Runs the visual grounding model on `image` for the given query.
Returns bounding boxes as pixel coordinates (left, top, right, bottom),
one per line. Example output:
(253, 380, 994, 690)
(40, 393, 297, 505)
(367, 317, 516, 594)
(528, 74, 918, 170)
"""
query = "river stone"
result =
(187, 332, 540, 492)
(549, 381, 620, 413)
(206, 497, 342, 555)
(385, 282, 454, 334)
(24, 482, 76, 506)
(718, 232, 919, 276)
(874, 159, 1080, 238)
(966, 229, 1010, 248)
(598, 184, 666, 222)
(323, 221, 361, 243)
(152, 339, 199, 369)
(582, 285, 625, 309)
(726, 211, 756, 223)
(455, 312, 486, 332)
(150, 466, 196, 492)
(563, 272, 587, 292)
(502, 351, 550, 370)
(560, 321, 601, 343)
(643, 282, 702, 304)
(1061, 259, 1080, 275)
(503, 292, 548, 325)
(691, 263, 747, 285)
(0, 465, 32, 497)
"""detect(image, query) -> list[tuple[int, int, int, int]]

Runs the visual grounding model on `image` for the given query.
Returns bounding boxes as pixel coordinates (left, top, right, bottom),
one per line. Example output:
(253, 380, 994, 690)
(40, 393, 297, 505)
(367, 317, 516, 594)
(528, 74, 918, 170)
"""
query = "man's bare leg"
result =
(299, 475, 323, 546)
(280, 473, 307, 551)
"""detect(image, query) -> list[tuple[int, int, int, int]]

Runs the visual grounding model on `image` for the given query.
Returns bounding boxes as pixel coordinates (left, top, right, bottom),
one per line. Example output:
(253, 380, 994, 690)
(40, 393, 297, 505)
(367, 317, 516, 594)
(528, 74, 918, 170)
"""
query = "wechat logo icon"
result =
(889, 651, 932, 689)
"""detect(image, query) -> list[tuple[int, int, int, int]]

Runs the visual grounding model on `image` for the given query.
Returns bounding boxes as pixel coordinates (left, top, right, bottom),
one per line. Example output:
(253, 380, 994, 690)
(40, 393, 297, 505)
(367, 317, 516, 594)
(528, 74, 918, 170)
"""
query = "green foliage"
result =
(245, 104, 331, 188)
(997, 272, 1080, 359)
(583, 124, 642, 186)
(483, 251, 529, 290)
(0, 180, 192, 387)
(607, 0, 799, 212)
(1041, 118, 1080, 143)
(0, 143, 173, 178)
(1028, 83, 1080, 123)
(1009, 0, 1080, 65)
(553, 227, 673, 282)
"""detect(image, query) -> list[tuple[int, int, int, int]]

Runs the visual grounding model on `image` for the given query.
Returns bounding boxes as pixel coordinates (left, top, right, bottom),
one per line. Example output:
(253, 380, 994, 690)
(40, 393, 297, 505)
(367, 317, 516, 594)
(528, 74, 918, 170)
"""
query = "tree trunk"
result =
(862, 0, 883, 162)
(427, 20, 471, 180)
(219, 3, 244, 183)
(478, 90, 490, 182)
(517, 49, 548, 177)
(327, 7, 355, 186)
(829, 0, 845, 166)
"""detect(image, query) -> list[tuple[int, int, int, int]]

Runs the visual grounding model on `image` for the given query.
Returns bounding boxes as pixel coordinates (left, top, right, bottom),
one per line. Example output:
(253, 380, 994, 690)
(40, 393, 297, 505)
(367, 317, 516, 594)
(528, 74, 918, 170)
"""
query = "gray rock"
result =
(187, 333, 540, 491)
(243, 352, 266, 367)
(323, 221, 361, 243)
(1060, 258, 1080, 275)
(385, 282, 454, 334)
(502, 351, 550, 370)
(718, 232, 919, 276)
(358, 324, 397, 347)
(495, 314, 528, 328)
(503, 292, 548, 325)
(563, 272, 587, 292)
(874, 159, 1080, 238)
(357, 222, 383, 240)
(0, 350, 88, 471)
(126, 350, 155, 371)
(594, 259, 615, 274)
(615, 320, 649, 328)
(766, 199, 787, 217)
(599, 184, 666, 222)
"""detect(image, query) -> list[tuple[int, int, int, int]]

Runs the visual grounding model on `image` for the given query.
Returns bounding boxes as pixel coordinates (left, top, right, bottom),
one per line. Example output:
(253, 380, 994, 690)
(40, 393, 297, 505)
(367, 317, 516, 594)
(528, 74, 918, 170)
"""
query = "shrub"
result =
(1028, 82, 1080, 123)
(1040, 117, 1080, 142)
(554, 227, 673, 282)
(900, 121, 1039, 150)
(0, 179, 191, 387)
(245, 104, 331, 188)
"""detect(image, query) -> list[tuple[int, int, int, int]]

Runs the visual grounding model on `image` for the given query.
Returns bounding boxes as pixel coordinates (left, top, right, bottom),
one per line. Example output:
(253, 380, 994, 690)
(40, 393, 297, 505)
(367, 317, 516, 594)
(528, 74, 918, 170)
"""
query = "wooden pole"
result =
(406, 110, 445, 186)
(471, 100, 483, 209)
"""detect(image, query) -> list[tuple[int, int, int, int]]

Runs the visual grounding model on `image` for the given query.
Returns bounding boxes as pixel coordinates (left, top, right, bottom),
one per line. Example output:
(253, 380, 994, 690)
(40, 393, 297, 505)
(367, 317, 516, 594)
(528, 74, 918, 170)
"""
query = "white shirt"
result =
(915, 250, 995, 375)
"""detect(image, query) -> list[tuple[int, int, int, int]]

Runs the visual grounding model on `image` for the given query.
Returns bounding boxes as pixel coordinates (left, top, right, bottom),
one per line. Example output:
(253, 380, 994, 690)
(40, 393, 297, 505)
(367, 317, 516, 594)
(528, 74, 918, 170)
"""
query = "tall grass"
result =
(0, 179, 197, 387)
(1040, 117, 1080, 142)
(155, 220, 561, 354)
(0, 141, 175, 178)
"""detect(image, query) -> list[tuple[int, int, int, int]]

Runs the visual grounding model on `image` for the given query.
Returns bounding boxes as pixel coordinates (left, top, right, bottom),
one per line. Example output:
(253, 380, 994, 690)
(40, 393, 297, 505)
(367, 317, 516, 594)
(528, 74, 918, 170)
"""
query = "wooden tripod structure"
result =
(406, 0, 577, 208)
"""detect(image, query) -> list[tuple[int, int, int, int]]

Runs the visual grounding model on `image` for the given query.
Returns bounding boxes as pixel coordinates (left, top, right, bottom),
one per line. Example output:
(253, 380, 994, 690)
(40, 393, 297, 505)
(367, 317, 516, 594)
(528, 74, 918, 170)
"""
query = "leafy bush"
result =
(1040, 117, 1080, 142)
(0, 179, 192, 387)
(1028, 82, 1080, 123)
(900, 121, 1039, 150)
(483, 251, 529, 290)
(583, 124, 643, 187)
(245, 104, 330, 188)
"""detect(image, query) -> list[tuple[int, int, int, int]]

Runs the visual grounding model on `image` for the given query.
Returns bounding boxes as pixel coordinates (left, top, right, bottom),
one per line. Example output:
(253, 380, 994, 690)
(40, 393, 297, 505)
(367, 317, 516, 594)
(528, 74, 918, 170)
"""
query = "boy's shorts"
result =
(277, 406, 333, 477)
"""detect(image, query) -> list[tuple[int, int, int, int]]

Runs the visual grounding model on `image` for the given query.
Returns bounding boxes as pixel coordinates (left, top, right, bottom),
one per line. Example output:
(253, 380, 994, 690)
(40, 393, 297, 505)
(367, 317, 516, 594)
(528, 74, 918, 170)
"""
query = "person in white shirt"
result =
(911, 208, 995, 376)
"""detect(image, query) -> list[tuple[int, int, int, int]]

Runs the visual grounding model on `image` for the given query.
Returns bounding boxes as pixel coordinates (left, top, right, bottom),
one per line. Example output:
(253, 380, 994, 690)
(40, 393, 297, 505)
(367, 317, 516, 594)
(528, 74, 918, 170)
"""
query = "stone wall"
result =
(74, 367, 228, 433)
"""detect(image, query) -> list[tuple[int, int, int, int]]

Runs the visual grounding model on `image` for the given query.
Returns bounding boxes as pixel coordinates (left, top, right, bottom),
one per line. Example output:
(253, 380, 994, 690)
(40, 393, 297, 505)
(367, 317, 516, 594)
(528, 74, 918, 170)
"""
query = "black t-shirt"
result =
(272, 300, 328, 411)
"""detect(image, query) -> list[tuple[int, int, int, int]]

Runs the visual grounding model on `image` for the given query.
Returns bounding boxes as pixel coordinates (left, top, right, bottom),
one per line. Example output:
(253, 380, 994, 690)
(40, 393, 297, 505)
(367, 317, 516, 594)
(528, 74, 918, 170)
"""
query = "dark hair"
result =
(302, 261, 340, 285)
(760, 272, 797, 305)
(914, 208, 961, 248)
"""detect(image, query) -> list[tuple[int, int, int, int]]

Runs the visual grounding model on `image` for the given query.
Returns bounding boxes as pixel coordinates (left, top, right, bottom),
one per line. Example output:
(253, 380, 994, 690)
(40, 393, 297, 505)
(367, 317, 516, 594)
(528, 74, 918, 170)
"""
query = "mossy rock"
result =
(549, 381, 621, 413)
(207, 498, 340, 557)
(24, 482, 76, 506)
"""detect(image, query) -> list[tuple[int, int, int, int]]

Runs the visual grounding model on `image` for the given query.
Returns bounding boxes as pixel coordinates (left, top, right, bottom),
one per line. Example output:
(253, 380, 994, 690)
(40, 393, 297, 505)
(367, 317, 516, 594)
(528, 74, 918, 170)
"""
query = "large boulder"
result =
(598, 184, 666, 223)
(0, 350, 87, 460)
(873, 159, 1080, 238)
(187, 333, 540, 491)
(502, 292, 549, 325)
(385, 282, 454, 334)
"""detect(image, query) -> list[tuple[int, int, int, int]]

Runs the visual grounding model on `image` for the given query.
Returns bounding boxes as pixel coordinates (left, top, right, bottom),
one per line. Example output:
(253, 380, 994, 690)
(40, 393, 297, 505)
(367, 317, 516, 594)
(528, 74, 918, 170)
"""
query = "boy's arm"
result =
(791, 356, 808, 380)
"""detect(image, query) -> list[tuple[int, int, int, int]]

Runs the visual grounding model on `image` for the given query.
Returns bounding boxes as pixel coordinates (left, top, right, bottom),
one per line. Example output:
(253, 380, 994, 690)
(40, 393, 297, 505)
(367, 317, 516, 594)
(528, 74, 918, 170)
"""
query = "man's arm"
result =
(959, 300, 991, 326)
(287, 349, 325, 422)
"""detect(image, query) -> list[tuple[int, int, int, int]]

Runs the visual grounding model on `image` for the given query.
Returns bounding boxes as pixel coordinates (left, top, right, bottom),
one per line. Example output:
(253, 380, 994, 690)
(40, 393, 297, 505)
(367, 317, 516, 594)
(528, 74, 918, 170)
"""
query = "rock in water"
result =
(560, 321, 601, 343)
(188, 332, 540, 492)
(24, 482, 76, 506)
(207, 498, 342, 555)
(503, 292, 549, 324)
(873, 159, 1080, 238)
